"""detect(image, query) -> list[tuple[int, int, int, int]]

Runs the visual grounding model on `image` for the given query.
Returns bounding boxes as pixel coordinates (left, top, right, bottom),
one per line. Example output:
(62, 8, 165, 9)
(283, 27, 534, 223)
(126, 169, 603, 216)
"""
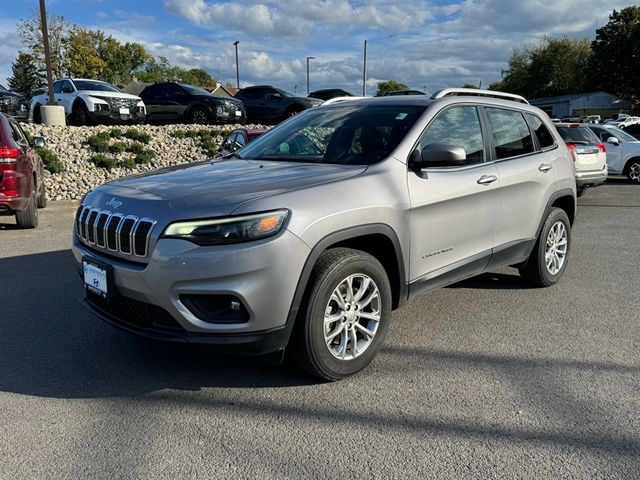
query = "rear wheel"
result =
(292, 248, 392, 381)
(36, 181, 47, 208)
(519, 207, 570, 287)
(625, 158, 640, 184)
(15, 182, 39, 229)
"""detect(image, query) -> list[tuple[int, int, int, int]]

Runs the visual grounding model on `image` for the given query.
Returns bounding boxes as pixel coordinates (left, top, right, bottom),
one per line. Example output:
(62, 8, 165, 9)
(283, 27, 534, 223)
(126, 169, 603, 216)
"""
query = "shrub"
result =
(86, 132, 110, 152)
(108, 142, 127, 154)
(126, 142, 145, 154)
(123, 128, 151, 143)
(36, 147, 64, 174)
(171, 130, 187, 139)
(89, 154, 119, 169)
(110, 128, 123, 138)
(119, 158, 136, 169)
(134, 149, 156, 164)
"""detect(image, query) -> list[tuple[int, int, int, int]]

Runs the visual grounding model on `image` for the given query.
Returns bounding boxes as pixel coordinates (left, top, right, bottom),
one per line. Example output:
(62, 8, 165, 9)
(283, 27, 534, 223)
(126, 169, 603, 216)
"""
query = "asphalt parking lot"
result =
(1, 179, 638, 479)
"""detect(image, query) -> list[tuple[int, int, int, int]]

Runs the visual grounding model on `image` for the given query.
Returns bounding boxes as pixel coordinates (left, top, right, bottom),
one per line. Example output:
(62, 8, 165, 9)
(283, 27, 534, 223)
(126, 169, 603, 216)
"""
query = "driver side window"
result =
(417, 106, 485, 164)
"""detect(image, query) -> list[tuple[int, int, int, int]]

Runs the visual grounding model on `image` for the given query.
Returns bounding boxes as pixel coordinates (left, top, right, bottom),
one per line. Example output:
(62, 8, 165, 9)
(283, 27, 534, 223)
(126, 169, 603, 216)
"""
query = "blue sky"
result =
(0, 0, 634, 95)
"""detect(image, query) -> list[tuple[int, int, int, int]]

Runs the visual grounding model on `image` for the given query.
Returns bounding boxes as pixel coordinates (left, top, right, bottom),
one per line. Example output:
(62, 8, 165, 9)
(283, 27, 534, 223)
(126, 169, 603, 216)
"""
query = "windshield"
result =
(180, 84, 213, 96)
(238, 103, 427, 165)
(275, 87, 295, 97)
(74, 80, 120, 92)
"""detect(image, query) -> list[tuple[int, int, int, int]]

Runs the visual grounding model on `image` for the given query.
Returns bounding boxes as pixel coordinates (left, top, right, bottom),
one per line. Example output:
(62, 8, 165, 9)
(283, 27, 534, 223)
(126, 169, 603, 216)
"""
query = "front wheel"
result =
(73, 102, 90, 126)
(519, 207, 571, 287)
(291, 248, 392, 381)
(189, 106, 209, 125)
(625, 159, 640, 184)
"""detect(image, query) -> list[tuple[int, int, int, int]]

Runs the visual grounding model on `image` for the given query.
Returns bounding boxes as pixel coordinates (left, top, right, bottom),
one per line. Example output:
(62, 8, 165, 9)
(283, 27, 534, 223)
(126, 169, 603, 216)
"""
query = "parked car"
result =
(308, 89, 355, 101)
(589, 124, 640, 184)
(234, 85, 322, 124)
(619, 123, 640, 140)
(0, 113, 47, 228)
(383, 90, 426, 96)
(555, 123, 607, 196)
(583, 115, 601, 124)
(217, 128, 267, 157)
(609, 116, 640, 128)
(0, 84, 29, 121)
(608, 113, 629, 122)
(30, 78, 146, 126)
(73, 89, 576, 380)
(139, 82, 246, 125)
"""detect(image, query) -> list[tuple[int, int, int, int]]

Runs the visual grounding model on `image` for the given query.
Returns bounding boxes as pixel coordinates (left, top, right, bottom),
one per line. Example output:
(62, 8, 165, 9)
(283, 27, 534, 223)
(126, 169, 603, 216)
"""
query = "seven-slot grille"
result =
(75, 205, 156, 258)
(109, 97, 138, 110)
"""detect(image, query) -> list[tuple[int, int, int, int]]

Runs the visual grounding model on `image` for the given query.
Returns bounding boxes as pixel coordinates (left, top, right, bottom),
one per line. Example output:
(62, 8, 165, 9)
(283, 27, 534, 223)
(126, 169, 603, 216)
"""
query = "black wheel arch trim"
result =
(281, 223, 407, 350)
(526, 188, 576, 261)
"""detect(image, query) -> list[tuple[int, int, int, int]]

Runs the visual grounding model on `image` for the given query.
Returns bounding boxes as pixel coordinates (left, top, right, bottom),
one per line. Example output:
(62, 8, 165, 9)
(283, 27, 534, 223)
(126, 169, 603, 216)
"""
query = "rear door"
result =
(488, 108, 558, 249)
(408, 105, 500, 284)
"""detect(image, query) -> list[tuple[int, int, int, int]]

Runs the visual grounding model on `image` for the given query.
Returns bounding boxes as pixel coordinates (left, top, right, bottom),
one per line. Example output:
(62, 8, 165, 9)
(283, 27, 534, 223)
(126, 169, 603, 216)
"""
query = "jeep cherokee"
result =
(73, 88, 577, 380)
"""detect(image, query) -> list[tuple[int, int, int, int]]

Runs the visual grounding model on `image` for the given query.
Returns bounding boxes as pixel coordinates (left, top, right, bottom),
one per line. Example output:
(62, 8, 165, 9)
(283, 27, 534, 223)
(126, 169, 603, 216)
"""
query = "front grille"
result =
(76, 205, 156, 258)
(87, 291, 184, 331)
(109, 97, 138, 110)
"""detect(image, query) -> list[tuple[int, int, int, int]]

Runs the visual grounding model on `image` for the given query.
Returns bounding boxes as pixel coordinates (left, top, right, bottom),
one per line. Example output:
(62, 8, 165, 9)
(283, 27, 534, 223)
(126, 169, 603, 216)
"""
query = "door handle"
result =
(539, 163, 553, 172)
(477, 175, 498, 185)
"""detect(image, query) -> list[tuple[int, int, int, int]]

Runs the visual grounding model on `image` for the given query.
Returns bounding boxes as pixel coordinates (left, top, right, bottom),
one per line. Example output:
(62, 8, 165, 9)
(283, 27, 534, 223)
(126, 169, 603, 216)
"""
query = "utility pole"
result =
(306, 56, 315, 95)
(362, 40, 368, 96)
(478, 80, 482, 89)
(39, 0, 55, 106)
(233, 41, 240, 89)
(294, 85, 299, 95)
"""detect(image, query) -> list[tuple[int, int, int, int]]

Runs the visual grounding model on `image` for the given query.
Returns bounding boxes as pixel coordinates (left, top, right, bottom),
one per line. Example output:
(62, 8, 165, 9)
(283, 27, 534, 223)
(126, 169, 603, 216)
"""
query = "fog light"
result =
(180, 294, 250, 324)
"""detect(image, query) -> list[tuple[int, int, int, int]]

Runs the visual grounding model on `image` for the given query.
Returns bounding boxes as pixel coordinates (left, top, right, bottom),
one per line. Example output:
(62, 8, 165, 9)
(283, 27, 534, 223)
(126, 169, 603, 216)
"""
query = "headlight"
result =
(161, 210, 289, 246)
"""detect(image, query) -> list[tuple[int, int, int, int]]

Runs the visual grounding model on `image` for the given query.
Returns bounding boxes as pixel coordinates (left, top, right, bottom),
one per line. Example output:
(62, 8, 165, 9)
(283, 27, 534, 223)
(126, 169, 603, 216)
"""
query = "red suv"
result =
(0, 113, 47, 228)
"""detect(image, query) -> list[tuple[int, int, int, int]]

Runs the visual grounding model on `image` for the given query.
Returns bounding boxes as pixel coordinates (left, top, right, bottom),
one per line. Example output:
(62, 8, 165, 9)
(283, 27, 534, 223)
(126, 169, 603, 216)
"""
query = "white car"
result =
(605, 116, 640, 128)
(30, 78, 146, 125)
(555, 123, 608, 195)
(589, 124, 640, 184)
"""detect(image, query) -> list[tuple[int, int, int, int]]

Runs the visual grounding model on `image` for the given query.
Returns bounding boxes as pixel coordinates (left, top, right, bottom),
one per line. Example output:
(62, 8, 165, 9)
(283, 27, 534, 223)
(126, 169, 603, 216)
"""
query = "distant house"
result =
(211, 83, 238, 97)
(530, 91, 631, 118)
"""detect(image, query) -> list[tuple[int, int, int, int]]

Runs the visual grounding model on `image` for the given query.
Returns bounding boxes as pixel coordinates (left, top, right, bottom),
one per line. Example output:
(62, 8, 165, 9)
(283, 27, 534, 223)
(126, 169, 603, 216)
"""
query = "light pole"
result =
(233, 41, 240, 89)
(306, 56, 315, 95)
(39, 0, 55, 106)
(362, 40, 368, 96)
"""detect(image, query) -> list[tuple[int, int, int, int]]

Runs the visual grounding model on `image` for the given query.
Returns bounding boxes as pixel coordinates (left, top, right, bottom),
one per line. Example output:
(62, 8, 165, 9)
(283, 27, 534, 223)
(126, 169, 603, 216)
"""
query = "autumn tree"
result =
(17, 9, 69, 80)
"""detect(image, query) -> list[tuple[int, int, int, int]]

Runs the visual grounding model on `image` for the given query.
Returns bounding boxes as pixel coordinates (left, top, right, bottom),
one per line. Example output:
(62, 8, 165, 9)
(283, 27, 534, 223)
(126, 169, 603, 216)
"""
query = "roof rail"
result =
(431, 88, 529, 105)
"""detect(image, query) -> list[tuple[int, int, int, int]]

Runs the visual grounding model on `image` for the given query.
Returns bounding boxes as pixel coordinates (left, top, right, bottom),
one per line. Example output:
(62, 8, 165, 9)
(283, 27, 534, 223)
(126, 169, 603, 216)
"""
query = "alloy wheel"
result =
(192, 110, 208, 124)
(545, 220, 567, 275)
(323, 274, 381, 361)
(629, 162, 640, 183)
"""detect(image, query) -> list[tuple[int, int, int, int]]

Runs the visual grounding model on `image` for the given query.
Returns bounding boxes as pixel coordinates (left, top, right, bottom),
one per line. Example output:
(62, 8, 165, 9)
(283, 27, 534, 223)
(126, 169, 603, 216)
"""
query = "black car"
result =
(234, 85, 322, 125)
(0, 84, 29, 121)
(620, 123, 640, 141)
(308, 88, 355, 101)
(383, 89, 426, 96)
(139, 82, 246, 125)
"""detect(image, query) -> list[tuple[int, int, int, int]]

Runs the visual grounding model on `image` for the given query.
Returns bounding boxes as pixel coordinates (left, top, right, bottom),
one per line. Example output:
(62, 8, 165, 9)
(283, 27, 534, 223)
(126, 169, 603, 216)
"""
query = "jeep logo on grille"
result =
(105, 197, 123, 209)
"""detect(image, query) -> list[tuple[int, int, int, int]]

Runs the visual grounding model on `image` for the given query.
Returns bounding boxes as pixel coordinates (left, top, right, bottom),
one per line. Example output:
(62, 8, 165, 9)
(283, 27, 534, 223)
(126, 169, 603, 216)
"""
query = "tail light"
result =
(566, 143, 577, 162)
(597, 143, 606, 153)
(0, 147, 19, 196)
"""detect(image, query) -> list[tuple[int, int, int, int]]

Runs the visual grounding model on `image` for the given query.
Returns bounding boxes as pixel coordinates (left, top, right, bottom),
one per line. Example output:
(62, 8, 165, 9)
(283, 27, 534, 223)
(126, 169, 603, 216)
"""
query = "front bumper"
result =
(72, 229, 310, 354)
(212, 102, 246, 124)
(88, 106, 146, 125)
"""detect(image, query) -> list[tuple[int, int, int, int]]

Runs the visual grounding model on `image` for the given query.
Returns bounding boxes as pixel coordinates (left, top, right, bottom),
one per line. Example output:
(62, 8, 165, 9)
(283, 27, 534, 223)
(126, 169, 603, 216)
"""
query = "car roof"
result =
(555, 123, 591, 128)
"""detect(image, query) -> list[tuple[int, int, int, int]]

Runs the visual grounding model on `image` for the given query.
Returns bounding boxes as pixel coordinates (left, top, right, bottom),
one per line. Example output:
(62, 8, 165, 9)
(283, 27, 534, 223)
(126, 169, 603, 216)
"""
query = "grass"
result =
(36, 147, 64, 174)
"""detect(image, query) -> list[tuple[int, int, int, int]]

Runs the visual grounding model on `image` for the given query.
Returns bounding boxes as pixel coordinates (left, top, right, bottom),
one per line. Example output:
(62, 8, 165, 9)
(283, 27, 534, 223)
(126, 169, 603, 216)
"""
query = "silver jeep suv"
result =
(73, 88, 576, 380)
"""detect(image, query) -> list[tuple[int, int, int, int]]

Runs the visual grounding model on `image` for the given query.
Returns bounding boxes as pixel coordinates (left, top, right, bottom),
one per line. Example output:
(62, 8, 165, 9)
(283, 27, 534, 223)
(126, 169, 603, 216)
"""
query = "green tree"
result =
(8, 52, 46, 99)
(492, 37, 592, 98)
(375, 80, 409, 96)
(590, 7, 640, 107)
(66, 27, 106, 79)
(179, 68, 217, 88)
(17, 9, 69, 80)
(462, 83, 479, 89)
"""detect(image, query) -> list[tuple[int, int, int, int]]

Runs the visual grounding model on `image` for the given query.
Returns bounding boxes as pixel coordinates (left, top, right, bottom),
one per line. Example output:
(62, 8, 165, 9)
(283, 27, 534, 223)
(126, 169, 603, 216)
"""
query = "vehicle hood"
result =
(81, 91, 142, 101)
(0, 90, 25, 100)
(84, 159, 366, 220)
(199, 95, 244, 106)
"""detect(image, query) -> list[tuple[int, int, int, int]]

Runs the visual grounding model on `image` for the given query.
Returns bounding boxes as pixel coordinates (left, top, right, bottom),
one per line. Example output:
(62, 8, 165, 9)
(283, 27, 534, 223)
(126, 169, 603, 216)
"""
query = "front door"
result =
(408, 105, 500, 285)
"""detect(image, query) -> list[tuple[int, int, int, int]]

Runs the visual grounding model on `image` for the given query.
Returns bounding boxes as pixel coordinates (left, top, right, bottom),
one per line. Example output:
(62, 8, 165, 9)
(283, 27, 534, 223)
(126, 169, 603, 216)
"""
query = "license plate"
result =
(83, 260, 108, 298)
(119, 107, 130, 115)
(235, 110, 242, 116)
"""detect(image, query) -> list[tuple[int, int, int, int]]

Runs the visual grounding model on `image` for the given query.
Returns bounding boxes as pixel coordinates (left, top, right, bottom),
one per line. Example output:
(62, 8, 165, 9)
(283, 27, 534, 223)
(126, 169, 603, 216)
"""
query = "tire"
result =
(625, 158, 640, 185)
(36, 181, 47, 208)
(33, 105, 42, 124)
(519, 207, 571, 287)
(189, 106, 209, 125)
(73, 101, 90, 126)
(15, 182, 39, 229)
(291, 247, 392, 381)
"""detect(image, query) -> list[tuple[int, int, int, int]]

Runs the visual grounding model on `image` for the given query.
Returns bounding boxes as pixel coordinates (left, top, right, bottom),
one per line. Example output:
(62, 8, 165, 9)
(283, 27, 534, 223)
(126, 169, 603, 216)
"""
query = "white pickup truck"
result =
(30, 78, 146, 125)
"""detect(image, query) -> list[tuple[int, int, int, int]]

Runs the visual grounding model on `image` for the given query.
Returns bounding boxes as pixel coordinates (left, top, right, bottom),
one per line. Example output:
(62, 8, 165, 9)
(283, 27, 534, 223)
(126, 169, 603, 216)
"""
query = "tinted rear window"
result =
(556, 126, 599, 145)
(485, 108, 534, 159)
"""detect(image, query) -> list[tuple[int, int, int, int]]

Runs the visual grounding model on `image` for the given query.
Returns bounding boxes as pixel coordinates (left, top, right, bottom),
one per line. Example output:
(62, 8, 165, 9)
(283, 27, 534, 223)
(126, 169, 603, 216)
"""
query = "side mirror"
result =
(410, 143, 467, 169)
(607, 136, 620, 145)
(33, 136, 46, 148)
